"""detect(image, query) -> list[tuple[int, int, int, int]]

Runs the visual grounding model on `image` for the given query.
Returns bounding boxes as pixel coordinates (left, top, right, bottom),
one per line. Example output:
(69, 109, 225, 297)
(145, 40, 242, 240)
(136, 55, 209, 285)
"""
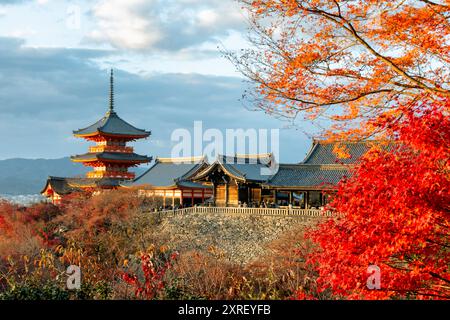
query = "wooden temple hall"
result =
(40, 69, 381, 208)
(185, 140, 364, 209)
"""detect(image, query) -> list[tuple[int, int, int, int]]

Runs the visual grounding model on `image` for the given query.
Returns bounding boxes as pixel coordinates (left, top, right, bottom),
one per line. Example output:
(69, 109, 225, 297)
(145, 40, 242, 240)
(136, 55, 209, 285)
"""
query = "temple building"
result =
(122, 156, 212, 208)
(41, 70, 152, 204)
(187, 140, 386, 208)
(187, 153, 275, 207)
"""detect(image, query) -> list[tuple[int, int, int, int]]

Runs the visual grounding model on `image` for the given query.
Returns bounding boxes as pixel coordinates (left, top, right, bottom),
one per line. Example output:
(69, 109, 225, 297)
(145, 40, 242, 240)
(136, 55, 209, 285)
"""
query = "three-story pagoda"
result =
(41, 70, 151, 204)
(71, 69, 151, 182)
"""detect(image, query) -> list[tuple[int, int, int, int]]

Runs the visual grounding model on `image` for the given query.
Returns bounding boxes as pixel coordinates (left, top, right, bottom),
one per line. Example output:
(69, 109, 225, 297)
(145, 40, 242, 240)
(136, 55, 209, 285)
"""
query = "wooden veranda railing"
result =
(149, 206, 336, 218)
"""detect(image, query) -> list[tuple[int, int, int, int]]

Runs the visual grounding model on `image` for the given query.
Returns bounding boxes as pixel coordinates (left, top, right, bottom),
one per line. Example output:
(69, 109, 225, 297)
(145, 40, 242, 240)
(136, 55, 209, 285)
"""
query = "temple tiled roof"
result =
(193, 154, 275, 182)
(176, 180, 210, 189)
(66, 177, 123, 188)
(71, 152, 152, 163)
(188, 141, 395, 188)
(220, 153, 273, 165)
(302, 140, 392, 165)
(73, 111, 151, 138)
(41, 176, 77, 195)
(41, 176, 122, 195)
(264, 164, 350, 189)
(124, 156, 210, 189)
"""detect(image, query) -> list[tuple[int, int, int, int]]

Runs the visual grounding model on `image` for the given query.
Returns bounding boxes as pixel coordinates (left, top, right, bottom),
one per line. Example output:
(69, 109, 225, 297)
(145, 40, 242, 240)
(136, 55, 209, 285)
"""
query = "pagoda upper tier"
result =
(73, 109, 151, 141)
(73, 68, 151, 142)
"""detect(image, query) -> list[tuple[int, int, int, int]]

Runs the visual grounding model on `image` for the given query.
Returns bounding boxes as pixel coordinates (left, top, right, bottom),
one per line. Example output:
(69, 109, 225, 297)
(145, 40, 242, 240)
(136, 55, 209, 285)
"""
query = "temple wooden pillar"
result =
(172, 190, 175, 207)
(225, 182, 229, 207)
(163, 190, 166, 207)
(305, 191, 309, 209)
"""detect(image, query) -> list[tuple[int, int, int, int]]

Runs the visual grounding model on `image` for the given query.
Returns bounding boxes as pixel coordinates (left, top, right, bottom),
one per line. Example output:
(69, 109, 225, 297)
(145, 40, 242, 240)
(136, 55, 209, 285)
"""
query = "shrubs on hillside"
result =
(0, 190, 161, 299)
(0, 190, 318, 300)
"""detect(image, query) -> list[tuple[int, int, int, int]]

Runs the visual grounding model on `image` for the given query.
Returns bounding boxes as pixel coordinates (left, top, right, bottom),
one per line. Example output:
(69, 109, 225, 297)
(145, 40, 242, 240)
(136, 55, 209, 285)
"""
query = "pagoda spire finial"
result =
(109, 68, 114, 113)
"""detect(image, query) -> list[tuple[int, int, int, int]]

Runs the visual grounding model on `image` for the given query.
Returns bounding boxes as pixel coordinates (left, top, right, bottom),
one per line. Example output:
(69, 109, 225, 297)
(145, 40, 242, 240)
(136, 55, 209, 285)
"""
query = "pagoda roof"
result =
(73, 111, 151, 138)
(71, 152, 152, 163)
(66, 177, 123, 188)
(73, 69, 150, 139)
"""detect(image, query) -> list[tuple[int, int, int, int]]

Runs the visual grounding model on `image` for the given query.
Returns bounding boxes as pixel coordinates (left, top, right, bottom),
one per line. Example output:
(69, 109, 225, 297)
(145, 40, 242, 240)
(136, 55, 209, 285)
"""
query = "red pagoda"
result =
(41, 69, 151, 204)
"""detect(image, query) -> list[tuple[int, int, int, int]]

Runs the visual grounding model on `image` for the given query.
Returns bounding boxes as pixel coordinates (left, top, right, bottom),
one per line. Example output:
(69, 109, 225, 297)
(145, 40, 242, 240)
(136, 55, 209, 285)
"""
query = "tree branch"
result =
(298, 2, 450, 97)
(419, 0, 449, 7)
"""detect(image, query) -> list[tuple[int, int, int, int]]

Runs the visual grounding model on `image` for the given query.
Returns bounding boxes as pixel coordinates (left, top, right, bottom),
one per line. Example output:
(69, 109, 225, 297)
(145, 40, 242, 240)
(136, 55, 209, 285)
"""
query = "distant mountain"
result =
(0, 157, 149, 195)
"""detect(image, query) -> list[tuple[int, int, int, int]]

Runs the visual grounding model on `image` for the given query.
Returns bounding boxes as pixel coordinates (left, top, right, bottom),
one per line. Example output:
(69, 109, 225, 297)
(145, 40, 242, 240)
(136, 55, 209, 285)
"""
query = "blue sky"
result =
(0, 0, 323, 163)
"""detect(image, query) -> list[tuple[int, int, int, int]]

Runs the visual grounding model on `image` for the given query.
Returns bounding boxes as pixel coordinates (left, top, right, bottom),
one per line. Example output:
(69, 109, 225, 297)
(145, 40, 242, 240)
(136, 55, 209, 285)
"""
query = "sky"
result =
(0, 0, 322, 164)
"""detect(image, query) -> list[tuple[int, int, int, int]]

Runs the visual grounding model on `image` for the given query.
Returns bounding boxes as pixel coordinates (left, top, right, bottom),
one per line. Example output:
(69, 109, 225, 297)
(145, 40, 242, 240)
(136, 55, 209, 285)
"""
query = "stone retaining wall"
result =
(152, 210, 326, 264)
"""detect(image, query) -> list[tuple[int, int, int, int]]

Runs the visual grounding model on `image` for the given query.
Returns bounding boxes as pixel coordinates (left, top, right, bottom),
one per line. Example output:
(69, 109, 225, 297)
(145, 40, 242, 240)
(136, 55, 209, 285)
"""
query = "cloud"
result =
(0, 0, 46, 4)
(0, 0, 29, 4)
(86, 0, 246, 52)
(88, 0, 163, 50)
(0, 36, 314, 163)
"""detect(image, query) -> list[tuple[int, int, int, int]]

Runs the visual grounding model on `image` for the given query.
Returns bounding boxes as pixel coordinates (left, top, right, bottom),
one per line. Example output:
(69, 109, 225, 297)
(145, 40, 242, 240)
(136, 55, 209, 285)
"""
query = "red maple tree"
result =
(122, 250, 179, 300)
(302, 98, 449, 299)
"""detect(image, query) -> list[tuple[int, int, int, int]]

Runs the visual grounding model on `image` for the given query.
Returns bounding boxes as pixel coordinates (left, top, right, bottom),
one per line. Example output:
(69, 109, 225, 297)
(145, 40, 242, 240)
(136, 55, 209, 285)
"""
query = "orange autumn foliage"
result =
(231, 0, 450, 138)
